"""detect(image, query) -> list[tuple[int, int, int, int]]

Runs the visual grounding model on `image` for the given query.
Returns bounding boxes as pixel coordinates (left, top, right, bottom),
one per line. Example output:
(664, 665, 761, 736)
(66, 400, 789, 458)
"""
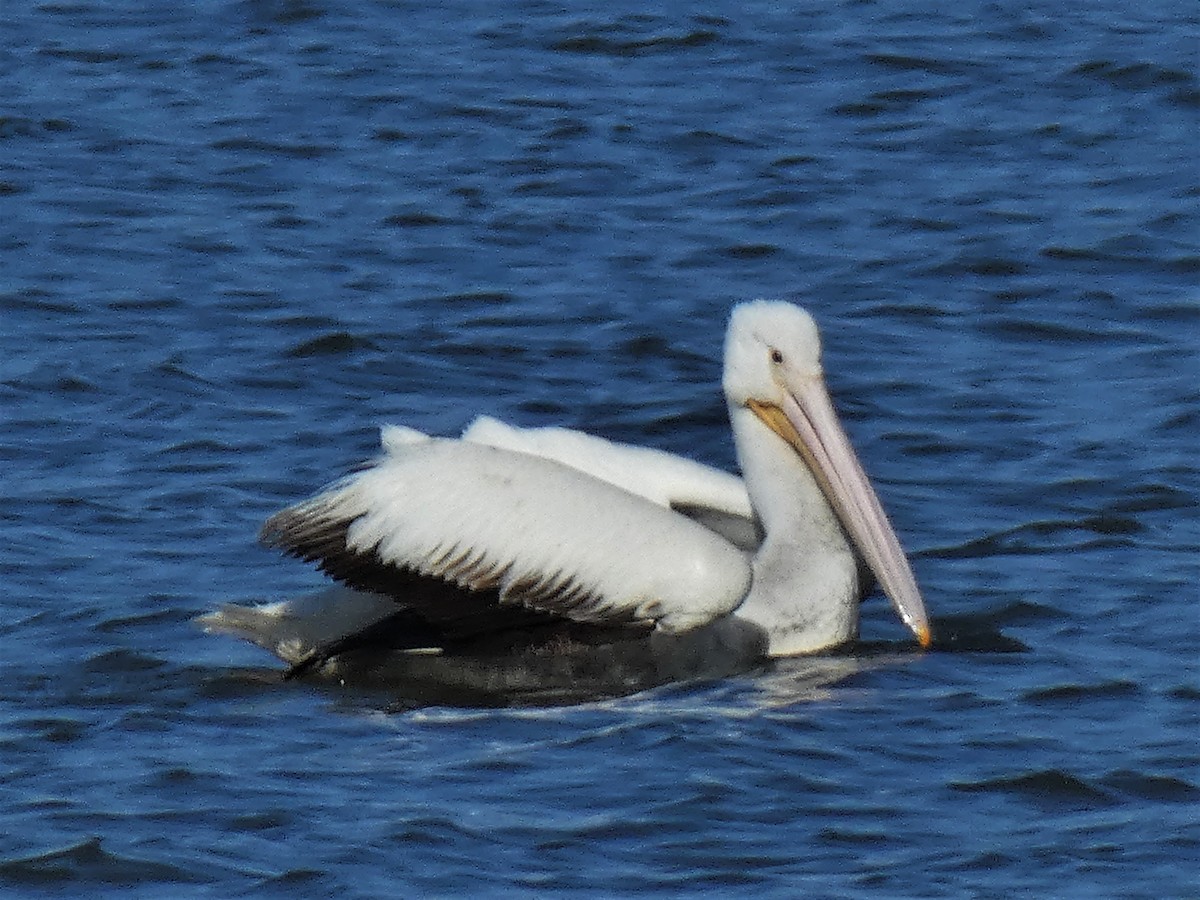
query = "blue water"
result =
(2, 1, 1198, 895)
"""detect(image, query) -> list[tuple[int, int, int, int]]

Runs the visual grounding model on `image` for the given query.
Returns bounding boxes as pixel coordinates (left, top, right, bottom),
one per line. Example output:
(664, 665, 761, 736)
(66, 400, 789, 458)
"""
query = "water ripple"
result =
(0, 0, 1195, 895)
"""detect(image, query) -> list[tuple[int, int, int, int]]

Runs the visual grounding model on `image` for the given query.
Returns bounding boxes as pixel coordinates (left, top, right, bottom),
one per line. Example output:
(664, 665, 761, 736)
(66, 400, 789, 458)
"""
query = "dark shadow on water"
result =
(52, 604, 1026, 719)
(196, 617, 1023, 713)
(925, 610, 1029, 654)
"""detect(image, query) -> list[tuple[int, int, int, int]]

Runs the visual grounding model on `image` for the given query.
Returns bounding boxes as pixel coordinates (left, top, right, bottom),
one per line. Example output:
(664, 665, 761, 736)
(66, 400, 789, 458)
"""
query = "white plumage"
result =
(460, 416, 753, 519)
(201, 300, 931, 686)
(269, 438, 750, 631)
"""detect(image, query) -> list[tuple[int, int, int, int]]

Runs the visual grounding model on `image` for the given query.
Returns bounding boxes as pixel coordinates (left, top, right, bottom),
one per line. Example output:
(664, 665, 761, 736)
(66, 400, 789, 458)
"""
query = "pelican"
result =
(201, 301, 931, 692)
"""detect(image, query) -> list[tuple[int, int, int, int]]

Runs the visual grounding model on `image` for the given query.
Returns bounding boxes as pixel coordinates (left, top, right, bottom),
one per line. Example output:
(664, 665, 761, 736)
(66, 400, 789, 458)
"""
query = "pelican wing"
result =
(459, 417, 760, 549)
(262, 439, 751, 638)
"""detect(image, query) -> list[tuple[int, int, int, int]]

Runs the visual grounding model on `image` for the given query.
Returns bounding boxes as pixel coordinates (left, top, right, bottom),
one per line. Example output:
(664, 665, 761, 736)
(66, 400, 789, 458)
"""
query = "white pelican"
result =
(201, 301, 931, 690)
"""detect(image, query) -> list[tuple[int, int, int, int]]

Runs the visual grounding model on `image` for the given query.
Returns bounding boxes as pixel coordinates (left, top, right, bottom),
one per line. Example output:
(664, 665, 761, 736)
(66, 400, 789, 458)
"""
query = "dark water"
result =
(3, 1, 1198, 896)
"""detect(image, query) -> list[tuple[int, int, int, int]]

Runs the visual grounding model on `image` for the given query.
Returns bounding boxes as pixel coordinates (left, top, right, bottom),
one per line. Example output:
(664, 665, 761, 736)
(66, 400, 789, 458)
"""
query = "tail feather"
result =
(197, 587, 400, 665)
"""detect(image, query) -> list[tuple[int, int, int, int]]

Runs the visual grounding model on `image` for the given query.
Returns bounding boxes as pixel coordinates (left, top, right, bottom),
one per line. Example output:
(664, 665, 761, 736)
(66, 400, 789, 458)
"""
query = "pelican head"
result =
(723, 300, 932, 649)
(723, 301, 825, 404)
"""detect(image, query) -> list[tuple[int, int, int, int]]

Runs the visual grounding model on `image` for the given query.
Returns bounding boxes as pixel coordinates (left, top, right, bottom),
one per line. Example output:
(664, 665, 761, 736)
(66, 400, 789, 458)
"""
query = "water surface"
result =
(1, 1, 1197, 896)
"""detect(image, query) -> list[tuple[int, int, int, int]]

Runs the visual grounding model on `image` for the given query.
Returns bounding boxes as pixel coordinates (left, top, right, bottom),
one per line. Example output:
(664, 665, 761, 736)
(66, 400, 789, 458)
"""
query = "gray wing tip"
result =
(259, 505, 314, 548)
(258, 505, 309, 551)
(258, 496, 362, 566)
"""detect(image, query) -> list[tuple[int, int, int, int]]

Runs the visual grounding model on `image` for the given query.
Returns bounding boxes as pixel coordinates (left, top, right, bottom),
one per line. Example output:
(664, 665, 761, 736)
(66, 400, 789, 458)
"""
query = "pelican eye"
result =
(770, 348, 784, 364)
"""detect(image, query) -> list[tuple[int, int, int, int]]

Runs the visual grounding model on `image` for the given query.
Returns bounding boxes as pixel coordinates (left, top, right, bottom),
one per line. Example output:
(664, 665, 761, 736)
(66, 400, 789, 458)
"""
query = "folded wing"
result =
(261, 439, 752, 641)
(459, 416, 761, 551)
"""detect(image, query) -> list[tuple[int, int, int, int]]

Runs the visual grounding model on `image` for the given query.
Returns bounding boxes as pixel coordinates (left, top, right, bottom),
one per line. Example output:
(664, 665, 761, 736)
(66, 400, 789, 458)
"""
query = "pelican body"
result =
(202, 301, 930, 693)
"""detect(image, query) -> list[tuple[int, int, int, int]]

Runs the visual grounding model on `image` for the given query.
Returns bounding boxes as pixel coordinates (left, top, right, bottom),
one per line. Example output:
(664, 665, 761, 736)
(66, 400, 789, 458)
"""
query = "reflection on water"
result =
(200, 639, 929, 714)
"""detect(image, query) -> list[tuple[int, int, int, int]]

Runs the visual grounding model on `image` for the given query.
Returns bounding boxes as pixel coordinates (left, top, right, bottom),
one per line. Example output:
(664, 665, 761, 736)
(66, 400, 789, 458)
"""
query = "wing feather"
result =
(456, 417, 762, 551)
(458, 417, 753, 516)
(262, 439, 751, 635)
